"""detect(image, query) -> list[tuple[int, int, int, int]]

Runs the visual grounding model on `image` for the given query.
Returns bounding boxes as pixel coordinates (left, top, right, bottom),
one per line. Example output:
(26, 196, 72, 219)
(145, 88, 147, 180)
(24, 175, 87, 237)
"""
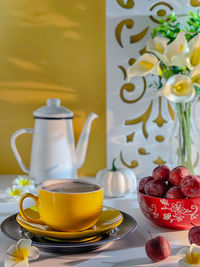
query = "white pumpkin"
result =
(96, 159, 137, 197)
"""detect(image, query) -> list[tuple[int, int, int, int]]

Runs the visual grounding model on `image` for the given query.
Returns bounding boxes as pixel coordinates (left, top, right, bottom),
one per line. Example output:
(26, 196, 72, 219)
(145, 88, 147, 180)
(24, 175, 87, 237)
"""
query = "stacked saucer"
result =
(1, 206, 137, 253)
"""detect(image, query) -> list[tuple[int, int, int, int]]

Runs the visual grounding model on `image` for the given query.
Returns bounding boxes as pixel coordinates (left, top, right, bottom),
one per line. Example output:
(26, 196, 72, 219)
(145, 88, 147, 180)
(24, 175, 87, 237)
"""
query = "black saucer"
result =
(1, 211, 137, 254)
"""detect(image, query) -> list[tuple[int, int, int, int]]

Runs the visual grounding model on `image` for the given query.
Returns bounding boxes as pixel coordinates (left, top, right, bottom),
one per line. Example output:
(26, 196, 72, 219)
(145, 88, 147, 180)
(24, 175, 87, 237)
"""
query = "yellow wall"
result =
(0, 0, 106, 176)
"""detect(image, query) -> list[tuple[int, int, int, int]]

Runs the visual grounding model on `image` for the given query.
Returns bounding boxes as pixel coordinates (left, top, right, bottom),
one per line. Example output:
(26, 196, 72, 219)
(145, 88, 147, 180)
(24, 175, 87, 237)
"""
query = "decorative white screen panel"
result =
(106, 0, 200, 179)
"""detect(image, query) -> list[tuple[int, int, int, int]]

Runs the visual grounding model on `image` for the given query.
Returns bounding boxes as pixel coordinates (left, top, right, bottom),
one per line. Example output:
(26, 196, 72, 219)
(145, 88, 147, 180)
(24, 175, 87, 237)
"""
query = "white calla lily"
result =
(188, 34, 200, 69)
(147, 36, 170, 65)
(128, 53, 161, 79)
(161, 74, 195, 103)
(165, 32, 188, 68)
(190, 65, 200, 86)
(178, 244, 200, 267)
(5, 239, 39, 267)
(171, 54, 191, 69)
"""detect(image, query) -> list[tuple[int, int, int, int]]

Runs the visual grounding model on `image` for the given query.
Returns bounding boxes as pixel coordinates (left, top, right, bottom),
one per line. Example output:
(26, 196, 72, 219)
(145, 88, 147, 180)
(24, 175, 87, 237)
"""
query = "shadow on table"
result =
(32, 247, 112, 266)
(31, 244, 183, 266)
(106, 230, 146, 250)
(102, 257, 150, 267)
(31, 230, 147, 266)
(102, 247, 183, 267)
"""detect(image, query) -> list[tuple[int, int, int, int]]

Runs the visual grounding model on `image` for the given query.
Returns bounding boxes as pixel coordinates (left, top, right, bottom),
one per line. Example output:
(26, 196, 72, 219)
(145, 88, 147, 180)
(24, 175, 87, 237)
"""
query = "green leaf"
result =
(150, 12, 181, 42)
(194, 85, 200, 95)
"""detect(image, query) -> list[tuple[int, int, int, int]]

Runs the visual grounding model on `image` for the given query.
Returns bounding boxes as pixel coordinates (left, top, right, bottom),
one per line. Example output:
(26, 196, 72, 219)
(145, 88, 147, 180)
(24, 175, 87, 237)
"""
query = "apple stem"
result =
(148, 230, 153, 239)
(191, 223, 196, 227)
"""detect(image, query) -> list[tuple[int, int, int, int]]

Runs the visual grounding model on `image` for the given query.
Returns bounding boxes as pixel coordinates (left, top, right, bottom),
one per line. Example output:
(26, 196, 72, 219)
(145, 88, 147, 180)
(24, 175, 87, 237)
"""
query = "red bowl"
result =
(137, 191, 200, 229)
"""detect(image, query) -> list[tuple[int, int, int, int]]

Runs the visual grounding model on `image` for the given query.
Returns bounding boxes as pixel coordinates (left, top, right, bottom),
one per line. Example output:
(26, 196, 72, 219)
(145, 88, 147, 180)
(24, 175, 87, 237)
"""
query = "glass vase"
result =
(169, 97, 200, 175)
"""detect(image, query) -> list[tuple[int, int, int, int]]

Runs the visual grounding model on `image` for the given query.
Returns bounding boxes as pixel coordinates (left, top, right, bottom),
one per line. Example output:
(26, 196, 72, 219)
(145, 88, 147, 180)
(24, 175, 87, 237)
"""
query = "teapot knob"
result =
(47, 98, 61, 107)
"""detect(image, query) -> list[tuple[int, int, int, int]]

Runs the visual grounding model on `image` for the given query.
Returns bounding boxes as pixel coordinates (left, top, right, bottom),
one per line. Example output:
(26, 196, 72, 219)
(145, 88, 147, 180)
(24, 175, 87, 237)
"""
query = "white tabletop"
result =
(0, 176, 190, 267)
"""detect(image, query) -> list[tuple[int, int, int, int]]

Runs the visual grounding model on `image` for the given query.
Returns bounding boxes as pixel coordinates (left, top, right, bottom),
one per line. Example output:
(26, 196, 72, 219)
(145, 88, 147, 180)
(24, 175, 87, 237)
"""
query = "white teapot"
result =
(11, 98, 98, 183)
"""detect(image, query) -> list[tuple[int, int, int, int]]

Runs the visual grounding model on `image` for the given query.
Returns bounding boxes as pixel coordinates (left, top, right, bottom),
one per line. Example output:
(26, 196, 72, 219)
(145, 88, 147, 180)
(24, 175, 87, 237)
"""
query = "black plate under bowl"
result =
(1, 211, 137, 254)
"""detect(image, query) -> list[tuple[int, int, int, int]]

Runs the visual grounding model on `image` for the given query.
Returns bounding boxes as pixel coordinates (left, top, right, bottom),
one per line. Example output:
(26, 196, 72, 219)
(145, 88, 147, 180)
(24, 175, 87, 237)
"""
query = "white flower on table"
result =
(13, 176, 34, 188)
(6, 186, 24, 201)
(5, 239, 39, 267)
(5, 176, 37, 201)
(178, 244, 200, 267)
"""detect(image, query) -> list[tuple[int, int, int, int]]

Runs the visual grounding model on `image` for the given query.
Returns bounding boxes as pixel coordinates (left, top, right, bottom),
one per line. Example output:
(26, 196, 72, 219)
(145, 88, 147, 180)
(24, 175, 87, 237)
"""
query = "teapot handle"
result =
(11, 128, 34, 173)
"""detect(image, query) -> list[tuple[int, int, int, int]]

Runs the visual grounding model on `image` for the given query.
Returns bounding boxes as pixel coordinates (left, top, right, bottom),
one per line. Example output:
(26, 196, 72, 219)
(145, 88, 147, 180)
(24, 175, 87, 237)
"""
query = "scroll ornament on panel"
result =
(114, 2, 176, 170)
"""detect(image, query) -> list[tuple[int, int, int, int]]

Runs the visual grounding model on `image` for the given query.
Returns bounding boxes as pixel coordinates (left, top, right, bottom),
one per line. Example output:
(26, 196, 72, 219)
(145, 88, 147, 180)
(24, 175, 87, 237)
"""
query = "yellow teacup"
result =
(19, 179, 103, 232)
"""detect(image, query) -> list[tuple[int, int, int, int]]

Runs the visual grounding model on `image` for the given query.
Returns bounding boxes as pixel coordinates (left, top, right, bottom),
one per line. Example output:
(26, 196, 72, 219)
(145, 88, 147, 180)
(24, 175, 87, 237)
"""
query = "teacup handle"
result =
(19, 193, 43, 224)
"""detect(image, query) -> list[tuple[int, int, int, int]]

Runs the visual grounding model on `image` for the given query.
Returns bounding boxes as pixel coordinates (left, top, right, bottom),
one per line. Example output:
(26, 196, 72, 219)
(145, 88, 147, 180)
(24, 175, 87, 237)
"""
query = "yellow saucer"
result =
(16, 206, 123, 239)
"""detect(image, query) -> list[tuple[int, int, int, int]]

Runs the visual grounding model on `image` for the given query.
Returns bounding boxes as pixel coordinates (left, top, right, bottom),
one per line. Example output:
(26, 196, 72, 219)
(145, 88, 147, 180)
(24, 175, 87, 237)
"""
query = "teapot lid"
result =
(33, 99, 73, 119)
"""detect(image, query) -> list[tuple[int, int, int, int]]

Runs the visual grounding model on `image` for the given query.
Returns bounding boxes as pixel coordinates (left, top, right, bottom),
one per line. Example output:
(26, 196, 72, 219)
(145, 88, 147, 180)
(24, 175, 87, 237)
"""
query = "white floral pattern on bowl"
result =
(140, 199, 159, 219)
(160, 199, 198, 223)
(138, 191, 200, 229)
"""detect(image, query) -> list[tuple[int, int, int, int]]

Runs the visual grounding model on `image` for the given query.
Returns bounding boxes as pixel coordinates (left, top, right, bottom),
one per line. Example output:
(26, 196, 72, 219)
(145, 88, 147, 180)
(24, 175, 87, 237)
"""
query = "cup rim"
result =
(39, 178, 103, 194)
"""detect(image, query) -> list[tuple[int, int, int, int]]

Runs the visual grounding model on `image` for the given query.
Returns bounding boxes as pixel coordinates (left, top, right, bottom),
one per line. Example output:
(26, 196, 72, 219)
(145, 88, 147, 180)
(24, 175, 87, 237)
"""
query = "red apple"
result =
(145, 232, 170, 262)
(180, 175, 200, 198)
(166, 186, 185, 199)
(138, 176, 154, 193)
(152, 165, 170, 181)
(144, 179, 168, 197)
(169, 166, 190, 186)
(188, 224, 200, 245)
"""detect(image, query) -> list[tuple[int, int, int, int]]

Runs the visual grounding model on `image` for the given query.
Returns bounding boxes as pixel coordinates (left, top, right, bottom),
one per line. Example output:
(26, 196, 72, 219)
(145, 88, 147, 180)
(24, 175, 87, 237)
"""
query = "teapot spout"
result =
(75, 113, 98, 169)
